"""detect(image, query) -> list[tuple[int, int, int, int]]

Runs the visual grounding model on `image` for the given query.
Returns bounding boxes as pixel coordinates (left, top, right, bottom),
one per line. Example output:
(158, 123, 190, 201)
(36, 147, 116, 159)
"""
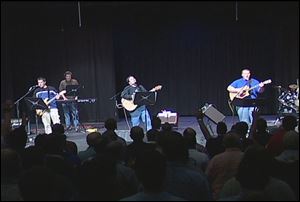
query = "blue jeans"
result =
(236, 106, 254, 125)
(62, 102, 79, 128)
(130, 105, 152, 131)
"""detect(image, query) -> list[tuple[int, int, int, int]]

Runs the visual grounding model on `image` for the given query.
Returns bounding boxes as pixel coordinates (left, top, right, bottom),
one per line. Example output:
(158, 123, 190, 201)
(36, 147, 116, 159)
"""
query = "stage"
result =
(25, 115, 281, 152)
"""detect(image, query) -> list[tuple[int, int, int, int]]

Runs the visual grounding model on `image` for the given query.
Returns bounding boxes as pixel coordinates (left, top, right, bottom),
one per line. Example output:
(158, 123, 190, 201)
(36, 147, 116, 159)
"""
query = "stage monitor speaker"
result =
(201, 104, 225, 124)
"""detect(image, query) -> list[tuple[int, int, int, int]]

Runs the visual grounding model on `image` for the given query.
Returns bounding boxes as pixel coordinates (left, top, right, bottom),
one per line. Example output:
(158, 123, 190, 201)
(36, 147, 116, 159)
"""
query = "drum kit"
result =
(277, 81, 299, 113)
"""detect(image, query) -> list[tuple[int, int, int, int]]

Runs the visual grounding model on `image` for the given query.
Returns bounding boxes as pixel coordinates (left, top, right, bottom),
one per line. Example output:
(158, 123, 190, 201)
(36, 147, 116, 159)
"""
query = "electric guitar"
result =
(36, 90, 66, 116)
(121, 85, 162, 111)
(229, 79, 272, 101)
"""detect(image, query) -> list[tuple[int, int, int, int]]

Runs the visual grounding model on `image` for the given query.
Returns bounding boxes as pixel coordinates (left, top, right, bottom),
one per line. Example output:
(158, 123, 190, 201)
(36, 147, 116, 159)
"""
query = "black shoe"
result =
(75, 127, 79, 132)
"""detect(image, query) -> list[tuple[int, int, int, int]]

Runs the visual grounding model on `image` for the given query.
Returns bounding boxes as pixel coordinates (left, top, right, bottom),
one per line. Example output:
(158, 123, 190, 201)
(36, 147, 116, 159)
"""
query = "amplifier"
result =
(157, 110, 178, 126)
(201, 104, 225, 124)
(10, 118, 22, 129)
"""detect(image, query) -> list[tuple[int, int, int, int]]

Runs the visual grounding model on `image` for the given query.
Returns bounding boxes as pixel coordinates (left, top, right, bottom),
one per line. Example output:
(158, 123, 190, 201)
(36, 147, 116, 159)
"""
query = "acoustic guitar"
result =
(36, 90, 66, 116)
(229, 79, 272, 101)
(121, 85, 162, 111)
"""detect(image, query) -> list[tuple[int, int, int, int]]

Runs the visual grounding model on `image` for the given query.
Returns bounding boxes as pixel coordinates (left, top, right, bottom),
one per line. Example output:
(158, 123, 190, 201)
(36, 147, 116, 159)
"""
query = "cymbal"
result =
(289, 84, 299, 89)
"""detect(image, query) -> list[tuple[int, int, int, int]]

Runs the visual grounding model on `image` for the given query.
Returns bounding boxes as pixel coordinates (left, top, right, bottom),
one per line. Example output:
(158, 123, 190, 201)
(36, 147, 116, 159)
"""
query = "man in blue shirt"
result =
(227, 69, 265, 125)
(33, 77, 63, 134)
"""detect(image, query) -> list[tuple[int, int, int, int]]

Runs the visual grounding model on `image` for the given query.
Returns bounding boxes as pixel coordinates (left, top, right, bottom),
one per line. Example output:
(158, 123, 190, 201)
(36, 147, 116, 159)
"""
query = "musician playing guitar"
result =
(33, 77, 63, 134)
(121, 75, 162, 131)
(227, 69, 267, 125)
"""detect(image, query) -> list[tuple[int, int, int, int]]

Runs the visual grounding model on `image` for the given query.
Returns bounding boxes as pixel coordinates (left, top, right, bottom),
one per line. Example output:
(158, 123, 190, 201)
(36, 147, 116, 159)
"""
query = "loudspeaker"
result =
(201, 104, 225, 124)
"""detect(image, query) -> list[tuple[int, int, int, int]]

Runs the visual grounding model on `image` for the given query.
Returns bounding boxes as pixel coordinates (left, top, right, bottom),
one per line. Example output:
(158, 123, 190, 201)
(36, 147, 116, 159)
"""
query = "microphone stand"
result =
(109, 91, 122, 100)
(109, 91, 123, 120)
(14, 86, 37, 135)
(14, 86, 37, 119)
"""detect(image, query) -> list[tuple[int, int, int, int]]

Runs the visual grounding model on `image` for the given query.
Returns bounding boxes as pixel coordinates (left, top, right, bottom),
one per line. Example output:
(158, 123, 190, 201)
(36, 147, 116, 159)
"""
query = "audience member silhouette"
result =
(183, 127, 209, 172)
(205, 121, 227, 158)
(266, 115, 298, 156)
(78, 131, 101, 162)
(219, 145, 296, 201)
(121, 150, 185, 201)
(160, 131, 212, 201)
(127, 126, 155, 167)
(252, 118, 271, 147)
(146, 116, 162, 142)
(205, 132, 244, 200)
(271, 130, 299, 200)
(1, 149, 23, 201)
(18, 166, 74, 201)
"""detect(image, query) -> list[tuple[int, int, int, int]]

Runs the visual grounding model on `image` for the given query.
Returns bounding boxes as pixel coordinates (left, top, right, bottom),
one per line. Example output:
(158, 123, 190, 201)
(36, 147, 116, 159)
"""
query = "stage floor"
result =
(26, 115, 280, 152)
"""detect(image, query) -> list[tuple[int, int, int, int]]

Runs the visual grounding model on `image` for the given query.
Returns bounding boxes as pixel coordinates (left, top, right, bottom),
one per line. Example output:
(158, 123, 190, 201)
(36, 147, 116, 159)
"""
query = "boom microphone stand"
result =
(14, 85, 38, 119)
(14, 85, 38, 134)
(109, 91, 123, 120)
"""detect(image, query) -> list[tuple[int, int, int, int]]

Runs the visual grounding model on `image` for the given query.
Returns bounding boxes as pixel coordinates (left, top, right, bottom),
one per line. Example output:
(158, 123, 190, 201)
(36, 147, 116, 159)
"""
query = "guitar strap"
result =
(246, 79, 252, 94)
(247, 79, 252, 87)
(47, 87, 50, 99)
(136, 85, 143, 92)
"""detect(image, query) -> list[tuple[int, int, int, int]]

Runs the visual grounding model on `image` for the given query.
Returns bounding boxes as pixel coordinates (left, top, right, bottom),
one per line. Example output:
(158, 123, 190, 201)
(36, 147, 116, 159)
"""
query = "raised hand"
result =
(195, 110, 205, 120)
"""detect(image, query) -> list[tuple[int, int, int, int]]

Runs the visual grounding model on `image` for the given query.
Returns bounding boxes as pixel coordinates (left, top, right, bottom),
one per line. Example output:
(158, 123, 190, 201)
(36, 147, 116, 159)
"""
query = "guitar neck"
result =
(45, 97, 57, 105)
(45, 90, 66, 105)
(247, 83, 260, 91)
(247, 79, 271, 91)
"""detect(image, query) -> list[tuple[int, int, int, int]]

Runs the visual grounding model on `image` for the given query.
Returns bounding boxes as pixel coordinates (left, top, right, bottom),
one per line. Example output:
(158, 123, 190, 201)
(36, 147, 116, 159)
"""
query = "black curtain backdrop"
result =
(1, 2, 116, 121)
(1, 1, 299, 122)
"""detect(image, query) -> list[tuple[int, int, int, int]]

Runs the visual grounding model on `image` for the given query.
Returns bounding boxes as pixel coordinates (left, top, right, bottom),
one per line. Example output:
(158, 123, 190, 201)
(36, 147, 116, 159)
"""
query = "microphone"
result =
(29, 85, 39, 90)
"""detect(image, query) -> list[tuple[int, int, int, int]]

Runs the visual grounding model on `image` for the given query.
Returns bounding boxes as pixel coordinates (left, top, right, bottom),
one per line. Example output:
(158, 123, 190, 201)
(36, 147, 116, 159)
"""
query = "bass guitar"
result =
(36, 90, 66, 116)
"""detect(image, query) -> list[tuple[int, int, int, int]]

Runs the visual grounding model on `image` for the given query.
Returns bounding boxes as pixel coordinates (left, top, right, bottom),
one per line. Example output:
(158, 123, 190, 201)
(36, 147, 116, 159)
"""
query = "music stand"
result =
(231, 98, 266, 125)
(66, 85, 80, 96)
(231, 98, 265, 107)
(133, 92, 157, 130)
(64, 85, 86, 132)
(25, 97, 48, 135)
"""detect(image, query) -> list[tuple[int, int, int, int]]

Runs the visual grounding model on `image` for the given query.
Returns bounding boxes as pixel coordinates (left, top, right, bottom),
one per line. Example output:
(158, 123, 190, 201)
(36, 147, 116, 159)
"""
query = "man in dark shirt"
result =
(33, 77, 62, 134)
(59, 71, 80, 131)
(121, 76, 154, 131)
